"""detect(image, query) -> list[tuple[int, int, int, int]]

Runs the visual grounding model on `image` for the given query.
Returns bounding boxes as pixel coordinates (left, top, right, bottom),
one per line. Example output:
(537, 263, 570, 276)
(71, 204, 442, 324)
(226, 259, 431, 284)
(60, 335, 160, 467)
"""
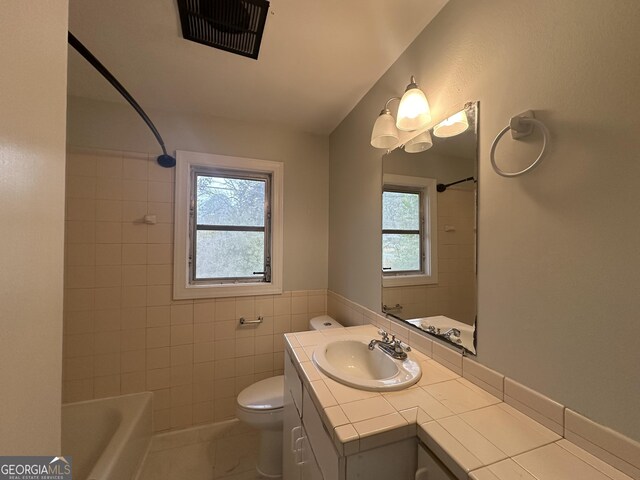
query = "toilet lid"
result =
(309, 315, 343, 330)
(237, 375, 284, 410)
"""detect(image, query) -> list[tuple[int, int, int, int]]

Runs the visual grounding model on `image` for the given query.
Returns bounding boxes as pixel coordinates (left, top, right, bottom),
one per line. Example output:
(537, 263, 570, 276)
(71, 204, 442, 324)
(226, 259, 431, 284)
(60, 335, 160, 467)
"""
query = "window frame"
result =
(190, 168, 272, 284)
(382, 186, 424, 275)
(382, 174, 438, 287)
(174, 151, 283, 299)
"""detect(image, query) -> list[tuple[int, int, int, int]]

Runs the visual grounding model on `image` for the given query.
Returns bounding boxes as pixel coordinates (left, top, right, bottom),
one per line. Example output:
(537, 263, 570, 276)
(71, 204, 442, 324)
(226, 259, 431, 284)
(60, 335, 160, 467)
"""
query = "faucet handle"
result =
(378, 329, 390, 342)
(393, 338, 412, 352)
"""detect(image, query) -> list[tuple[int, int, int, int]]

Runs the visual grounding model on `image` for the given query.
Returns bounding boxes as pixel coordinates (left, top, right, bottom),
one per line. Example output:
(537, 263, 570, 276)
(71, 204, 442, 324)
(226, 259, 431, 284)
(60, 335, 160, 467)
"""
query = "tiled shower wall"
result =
(382, 188, 476, 325)
(63, 149, 325, 431)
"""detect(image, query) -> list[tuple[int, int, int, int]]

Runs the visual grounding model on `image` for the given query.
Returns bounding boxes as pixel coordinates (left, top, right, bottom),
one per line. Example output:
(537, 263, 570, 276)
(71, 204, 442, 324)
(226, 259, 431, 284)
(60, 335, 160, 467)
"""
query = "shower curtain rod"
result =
(67, 32, 176, 168)
(436, 176, 476, 192)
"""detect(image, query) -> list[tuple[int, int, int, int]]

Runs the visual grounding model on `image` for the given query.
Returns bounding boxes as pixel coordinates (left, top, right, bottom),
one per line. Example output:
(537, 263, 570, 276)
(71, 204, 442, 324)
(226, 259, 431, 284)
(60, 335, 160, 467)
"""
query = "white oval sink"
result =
(312, 336, 421, 391)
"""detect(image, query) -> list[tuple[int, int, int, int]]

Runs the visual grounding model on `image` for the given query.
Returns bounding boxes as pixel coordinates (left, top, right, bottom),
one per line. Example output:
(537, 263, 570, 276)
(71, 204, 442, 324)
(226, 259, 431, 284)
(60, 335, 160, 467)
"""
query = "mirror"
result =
(381, 102, 478, 354)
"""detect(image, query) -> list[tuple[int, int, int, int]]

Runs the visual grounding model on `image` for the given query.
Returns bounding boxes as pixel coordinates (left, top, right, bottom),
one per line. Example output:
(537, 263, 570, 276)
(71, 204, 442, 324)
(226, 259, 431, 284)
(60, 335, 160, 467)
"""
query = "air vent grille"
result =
(177, 0, 270, 60)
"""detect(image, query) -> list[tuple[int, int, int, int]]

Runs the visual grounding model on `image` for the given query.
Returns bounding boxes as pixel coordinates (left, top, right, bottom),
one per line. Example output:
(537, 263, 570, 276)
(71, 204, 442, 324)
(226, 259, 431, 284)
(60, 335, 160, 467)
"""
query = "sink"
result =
(312, 336, 421, 391)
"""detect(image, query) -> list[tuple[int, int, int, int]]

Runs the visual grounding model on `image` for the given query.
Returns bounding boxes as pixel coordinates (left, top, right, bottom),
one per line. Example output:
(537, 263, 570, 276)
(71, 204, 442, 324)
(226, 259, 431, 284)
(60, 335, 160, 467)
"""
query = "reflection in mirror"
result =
(381, 102, 478, 354)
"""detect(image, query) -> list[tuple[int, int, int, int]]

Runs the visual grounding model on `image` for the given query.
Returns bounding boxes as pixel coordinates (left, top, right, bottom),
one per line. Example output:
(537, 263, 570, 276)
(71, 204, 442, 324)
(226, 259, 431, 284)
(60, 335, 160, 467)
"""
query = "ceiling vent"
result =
(177, 0, 270, 60)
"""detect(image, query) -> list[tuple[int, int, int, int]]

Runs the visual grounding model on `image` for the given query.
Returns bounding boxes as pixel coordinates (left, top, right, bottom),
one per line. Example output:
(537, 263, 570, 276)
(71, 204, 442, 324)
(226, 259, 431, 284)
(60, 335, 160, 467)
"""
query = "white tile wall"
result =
(63, 149, 326, 431)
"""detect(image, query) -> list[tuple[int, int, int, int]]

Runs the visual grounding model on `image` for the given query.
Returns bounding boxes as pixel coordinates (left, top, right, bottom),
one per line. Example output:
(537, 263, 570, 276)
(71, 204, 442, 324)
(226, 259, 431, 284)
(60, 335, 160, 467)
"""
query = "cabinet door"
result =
(300, 433, 324, 480)
(302, 389, 341, 480)
(346, 437, 416, 480)
(283, 389, 303, 480)
(416, 443, 456, 480)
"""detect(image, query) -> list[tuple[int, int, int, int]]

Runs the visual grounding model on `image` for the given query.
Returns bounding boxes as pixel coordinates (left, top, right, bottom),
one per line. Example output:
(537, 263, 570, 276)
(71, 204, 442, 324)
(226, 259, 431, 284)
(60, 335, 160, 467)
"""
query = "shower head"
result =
(157, 154, 176, 168)
(437, 176, 476, 193)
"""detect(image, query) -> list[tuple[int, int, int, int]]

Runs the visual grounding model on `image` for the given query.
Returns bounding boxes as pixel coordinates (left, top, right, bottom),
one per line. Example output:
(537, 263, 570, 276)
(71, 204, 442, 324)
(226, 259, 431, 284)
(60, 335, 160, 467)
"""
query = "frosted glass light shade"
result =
(371, 111, 400, 149)
(433, 110, 469, 138)
(396, 87, 431, 131)
(404, 130, 433, 153)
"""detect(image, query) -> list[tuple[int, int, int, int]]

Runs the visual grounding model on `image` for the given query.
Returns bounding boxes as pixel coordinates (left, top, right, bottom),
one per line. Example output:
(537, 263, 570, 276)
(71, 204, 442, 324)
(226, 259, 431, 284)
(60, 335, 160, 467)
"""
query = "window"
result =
(174, 151, 283, 299)
(382, 174, 437, 287)
(192, 170, 271, 283)
(382, 188, 423, 274)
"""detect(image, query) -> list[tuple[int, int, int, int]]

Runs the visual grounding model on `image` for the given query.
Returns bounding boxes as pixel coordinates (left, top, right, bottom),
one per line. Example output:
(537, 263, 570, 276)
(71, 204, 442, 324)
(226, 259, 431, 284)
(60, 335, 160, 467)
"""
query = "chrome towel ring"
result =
(490, 110, 550, 177)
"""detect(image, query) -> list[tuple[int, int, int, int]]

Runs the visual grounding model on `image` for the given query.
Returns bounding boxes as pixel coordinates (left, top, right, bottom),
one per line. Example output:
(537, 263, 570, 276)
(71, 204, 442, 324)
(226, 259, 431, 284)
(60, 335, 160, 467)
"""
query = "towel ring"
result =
(490, 112, 550, 177)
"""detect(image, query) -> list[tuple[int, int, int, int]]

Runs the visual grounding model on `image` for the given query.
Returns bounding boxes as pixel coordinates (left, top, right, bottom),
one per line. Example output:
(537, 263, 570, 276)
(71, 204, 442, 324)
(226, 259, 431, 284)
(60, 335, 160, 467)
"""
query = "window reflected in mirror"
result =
(383, 189, 423, 273)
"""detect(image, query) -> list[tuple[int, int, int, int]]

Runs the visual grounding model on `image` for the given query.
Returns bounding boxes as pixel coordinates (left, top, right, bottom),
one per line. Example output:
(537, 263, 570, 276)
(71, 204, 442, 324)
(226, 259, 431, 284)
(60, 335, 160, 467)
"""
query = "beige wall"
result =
(329, 0, 640, 441)
(0, 0, 68, 453)
(63, 149, 327, 431)
(67, 96, 329, 291)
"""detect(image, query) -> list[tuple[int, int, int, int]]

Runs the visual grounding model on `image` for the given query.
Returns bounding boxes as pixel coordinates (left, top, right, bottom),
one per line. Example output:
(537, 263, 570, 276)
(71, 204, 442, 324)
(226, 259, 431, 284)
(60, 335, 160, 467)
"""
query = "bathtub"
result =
(62, 392, 152, 480)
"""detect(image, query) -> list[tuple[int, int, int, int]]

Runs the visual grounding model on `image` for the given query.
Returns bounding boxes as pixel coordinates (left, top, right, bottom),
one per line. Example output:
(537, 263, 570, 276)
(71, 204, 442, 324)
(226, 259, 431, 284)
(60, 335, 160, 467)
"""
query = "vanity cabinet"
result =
(283, 388, 303, 480)
(284, 351, 342, 480)
(283, 350, 417, 480)
(416, 443, 456, 480)
(283, 386, 324, 480)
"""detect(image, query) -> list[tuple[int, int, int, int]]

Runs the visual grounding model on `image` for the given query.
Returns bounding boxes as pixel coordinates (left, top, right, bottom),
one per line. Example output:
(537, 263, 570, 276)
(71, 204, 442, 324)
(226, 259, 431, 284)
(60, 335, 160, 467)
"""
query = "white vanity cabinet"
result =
(283, 388, 303, 480)
(283, 387, 324, 480)
(284, 350, 341, 480)
(283, 350, 417, 480)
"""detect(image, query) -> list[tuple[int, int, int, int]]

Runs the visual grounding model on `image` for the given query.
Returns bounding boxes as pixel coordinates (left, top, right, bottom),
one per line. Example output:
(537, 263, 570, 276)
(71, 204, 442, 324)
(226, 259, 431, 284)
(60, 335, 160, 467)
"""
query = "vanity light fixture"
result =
(404, 130, 433, 153)
(433, 109, 469, 138)
(371, 97, 401, 149)
(396, 76, 431, 131)
(371, 75, 432, 149)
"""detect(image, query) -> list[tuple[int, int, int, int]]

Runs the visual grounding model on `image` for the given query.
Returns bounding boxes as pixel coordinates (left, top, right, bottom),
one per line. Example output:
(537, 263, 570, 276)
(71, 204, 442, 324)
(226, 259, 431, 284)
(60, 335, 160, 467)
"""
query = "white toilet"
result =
(236, 314, 344, 478)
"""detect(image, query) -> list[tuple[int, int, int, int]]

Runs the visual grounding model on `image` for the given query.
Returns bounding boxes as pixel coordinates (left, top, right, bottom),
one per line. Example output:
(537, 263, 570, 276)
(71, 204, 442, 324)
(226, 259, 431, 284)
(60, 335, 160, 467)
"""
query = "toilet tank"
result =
(309, 315, 343, 331)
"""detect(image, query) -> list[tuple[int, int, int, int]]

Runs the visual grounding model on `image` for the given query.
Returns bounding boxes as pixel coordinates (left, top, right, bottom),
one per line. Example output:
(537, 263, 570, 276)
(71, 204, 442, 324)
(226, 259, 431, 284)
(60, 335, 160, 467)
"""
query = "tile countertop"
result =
(284, 325, 633, 480)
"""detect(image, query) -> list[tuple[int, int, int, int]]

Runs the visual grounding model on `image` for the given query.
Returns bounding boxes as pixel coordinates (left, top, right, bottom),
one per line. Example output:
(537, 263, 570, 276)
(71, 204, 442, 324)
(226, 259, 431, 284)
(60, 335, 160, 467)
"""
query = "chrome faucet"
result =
(368, 329, 390, 348)
(421, 325, 462, 344)
(368, 330, 411, 360)
(442, 328, 461, 340)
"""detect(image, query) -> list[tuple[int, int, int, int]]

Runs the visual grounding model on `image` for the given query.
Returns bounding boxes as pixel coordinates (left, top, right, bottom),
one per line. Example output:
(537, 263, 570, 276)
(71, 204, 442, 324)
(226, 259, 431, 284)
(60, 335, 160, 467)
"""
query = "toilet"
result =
(236, 314, 344, 478)
(308, 314, 343, 331)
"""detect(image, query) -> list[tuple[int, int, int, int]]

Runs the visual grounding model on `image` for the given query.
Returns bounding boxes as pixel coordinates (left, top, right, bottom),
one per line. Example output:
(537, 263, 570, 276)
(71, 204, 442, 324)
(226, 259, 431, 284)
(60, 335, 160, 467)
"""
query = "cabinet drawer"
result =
(285, 349, 303, 415)
(302, 388, 340, 480)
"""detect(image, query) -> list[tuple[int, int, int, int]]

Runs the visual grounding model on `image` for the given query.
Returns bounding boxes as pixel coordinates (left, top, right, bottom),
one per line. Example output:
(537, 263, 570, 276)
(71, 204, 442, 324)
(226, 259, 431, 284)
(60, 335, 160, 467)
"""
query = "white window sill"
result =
(382, 274, 438, 287)
(173, 282, 282, 300)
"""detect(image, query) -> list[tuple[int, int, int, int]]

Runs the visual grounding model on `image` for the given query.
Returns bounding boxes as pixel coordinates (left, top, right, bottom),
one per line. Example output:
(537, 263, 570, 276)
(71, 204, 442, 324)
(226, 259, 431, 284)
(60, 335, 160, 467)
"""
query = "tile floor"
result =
(136, 419, 262, 480)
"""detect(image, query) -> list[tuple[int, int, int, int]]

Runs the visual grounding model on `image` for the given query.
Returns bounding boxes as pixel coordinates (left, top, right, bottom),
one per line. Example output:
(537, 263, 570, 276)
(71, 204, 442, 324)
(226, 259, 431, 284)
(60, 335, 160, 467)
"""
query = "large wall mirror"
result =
(381, 102, 478, 354)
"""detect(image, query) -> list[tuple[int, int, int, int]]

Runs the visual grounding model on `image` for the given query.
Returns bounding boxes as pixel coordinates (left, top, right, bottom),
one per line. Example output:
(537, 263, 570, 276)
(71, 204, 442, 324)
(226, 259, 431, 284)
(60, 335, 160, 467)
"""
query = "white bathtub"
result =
(62, 392, 152, 480)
